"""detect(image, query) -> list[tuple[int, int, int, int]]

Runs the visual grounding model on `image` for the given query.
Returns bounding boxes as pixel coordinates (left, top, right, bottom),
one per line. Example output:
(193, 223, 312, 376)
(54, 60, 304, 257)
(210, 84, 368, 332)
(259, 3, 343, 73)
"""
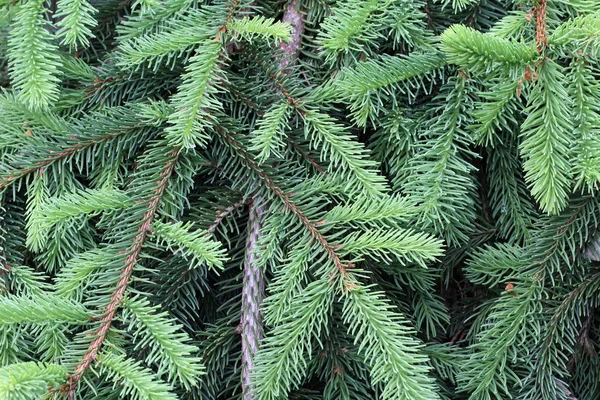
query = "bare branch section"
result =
(535, 0, 547, 53)
(241, 5, 306, 396)
(279, 0, 305, 70)
(241, 199, 266, 399)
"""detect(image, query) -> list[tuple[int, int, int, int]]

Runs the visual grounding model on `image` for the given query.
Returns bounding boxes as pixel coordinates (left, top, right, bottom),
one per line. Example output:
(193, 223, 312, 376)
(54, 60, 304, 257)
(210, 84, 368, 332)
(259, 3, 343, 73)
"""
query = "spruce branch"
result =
(535, 0, 548, 53)
(98, 351, 178, 400)
(0, 294, 89, 325)
(520, 60, 573, 215)
(568, 57, 600, 193)
(26, 188, 131, 253)
(206, 198, 246, 235)
(528, 271, 600, 400)
(0, 362, 67, 399)
(227, 16, 292, 45)
(122, 296, 204, 389)
(66, 148, 180, 393)
(342, 279, 439, 400)
(253, 277, 335, 399)
(152, 219, 228, 271)
(440, 24, 537, 77)
(7, 0, 61, 109)
(0, 124, 143, 193)
(242, 6, 305, 397)
(215, 126, 350, 278)
(55, 0, 98, 49)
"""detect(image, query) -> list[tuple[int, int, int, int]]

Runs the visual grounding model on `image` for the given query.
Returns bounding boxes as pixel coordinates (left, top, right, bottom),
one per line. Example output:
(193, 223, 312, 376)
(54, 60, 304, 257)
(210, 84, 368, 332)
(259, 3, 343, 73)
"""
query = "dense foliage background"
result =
(1, 0, 600, 399)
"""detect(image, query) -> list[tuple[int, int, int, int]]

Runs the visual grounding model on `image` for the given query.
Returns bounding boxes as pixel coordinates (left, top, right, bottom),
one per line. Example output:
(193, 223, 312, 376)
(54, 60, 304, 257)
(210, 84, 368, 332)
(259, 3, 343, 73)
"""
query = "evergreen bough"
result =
(0, 0, 600, 399)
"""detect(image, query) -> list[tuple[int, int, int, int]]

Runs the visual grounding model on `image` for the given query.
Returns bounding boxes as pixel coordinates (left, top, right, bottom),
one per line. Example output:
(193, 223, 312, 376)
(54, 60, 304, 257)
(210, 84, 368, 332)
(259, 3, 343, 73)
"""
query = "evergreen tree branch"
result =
(440, 24, 537, 77)
(206, 198, 246, 235)
(26, 188, 131, 252)
(152, 219, 228, 271)
(520, 60, 573, 215)
(98, 351, 178, 400)
(66, 147, 180, 393)
(0, 362, 66, 399)
(214, 126, 350, 278)
(536, 0, 548, 53)
(0, 105, 155, 192)
(55, 0, 98, 49)
(122, 296, 204, 389)
(0, 294, 89, 325)
(527, 271, 600, 400)
(253, 277, 335, 399)
(342, 278, 439, 400)
(7, 0, 61, 109)
(243, 7, 304, 396)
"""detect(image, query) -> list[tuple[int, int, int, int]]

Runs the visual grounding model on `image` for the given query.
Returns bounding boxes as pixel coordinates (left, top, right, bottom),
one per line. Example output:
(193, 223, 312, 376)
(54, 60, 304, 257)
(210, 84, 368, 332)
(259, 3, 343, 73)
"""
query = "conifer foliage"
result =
(1, 0, 600, 399)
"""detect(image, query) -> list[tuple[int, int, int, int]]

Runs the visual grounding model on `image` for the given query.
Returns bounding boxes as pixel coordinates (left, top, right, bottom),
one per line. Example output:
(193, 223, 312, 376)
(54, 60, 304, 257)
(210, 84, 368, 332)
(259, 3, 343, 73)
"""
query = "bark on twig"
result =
(241, 199, 266, 399)
(240, 2, 306, 398)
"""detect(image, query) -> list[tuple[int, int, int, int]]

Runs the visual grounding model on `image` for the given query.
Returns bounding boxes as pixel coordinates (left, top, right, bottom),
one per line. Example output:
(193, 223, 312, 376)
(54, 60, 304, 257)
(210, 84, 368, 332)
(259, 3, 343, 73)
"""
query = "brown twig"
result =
(206, 199, 246, 235)
(535, 0, 548, 54)
(279, 0, 305, 70)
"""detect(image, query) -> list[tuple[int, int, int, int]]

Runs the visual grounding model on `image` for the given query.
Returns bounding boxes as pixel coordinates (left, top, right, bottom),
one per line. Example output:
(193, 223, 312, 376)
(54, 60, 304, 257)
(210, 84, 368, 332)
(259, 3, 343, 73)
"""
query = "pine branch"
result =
(301, 108, 389, 195)
(486, 133, 537, 242)
(0, 362, 66, 399)
(7, 0, 61, 109)
(465, 243, 523, 288)
(342, 277, 438, 400)
(152, 219, 228, 271)
(520, 60, 573, 215)
(122, 296, 204, 388)
(471, 79, 521, 146)
(214, 126, 350, 278)
(98, 351, 178, 400)
(323, 194, 418, 228)
(403, 75, 478, 246)
(66, 147, 180, 393)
